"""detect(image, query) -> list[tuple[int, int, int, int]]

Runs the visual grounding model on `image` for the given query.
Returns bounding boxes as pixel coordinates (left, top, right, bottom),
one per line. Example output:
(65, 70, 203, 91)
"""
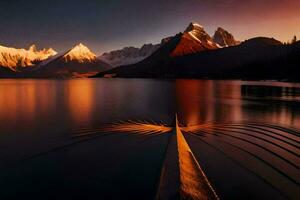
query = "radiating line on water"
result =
(201, 126, 300, 157)
(187, 132, 298, 199)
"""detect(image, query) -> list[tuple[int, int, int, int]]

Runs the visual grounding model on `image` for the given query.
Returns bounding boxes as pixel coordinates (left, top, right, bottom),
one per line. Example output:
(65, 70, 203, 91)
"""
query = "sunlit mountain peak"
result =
(184, 22, 204, 33)
(63, 43, 96, 63)
(29, 44, 37, 52)
(183, 22, 216, 46)
(190, 22, 204, 29)
(0, 44, 57, 71)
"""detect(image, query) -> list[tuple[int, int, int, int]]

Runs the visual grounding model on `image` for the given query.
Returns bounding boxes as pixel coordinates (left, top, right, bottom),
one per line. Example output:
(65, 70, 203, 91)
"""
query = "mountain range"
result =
(99, 43, 160, 67)
(94, 23, 299, 81)
(0, 44, 57, 71)
(98, 22, 236, 67)
(0, 43, 111, 78)
(33, 43, 111, 78)
(1, 22, 299, 80)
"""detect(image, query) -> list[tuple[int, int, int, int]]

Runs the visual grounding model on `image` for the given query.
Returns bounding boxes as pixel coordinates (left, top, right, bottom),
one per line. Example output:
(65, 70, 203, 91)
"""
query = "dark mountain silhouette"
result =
(94, 37, 300, 81)
(242, 37, 282, 47)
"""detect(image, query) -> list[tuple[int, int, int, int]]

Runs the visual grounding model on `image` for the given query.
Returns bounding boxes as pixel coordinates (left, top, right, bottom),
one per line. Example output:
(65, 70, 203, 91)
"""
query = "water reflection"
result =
(0, 79, 299, 130)
(175, 80, 300, 128)
(0, 80, 57, 126)
(241, 84, 300, 126)
(65, 80, 95, 124)
(176, 80, 243, 125)
(1, 79, 300, 199)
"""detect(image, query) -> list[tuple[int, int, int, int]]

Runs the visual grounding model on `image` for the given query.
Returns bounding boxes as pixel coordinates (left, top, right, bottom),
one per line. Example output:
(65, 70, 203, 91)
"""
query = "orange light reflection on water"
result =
(0, 80, 59, 126)
(65, 80, 95, 124)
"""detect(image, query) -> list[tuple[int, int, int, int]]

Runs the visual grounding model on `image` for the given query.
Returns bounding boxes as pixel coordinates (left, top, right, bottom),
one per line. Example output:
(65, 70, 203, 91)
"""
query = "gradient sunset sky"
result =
(0, 0, 299, 54)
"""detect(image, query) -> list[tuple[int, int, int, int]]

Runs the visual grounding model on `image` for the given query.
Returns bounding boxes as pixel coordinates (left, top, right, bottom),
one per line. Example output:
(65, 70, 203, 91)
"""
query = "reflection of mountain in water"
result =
(176, 80, 243, 125)
(174, 80, 300, 127)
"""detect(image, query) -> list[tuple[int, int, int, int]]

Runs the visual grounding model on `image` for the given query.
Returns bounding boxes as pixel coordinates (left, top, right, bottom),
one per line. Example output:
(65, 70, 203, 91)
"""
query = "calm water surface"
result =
(0, 79, 299, 199)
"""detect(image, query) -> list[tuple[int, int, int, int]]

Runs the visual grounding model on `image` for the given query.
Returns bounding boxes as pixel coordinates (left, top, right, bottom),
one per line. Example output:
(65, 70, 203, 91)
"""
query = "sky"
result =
(0, 0, 300, 54)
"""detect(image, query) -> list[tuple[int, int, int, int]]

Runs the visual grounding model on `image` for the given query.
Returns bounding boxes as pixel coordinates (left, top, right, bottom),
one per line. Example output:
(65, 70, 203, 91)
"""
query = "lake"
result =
(0, 79, 299, 199)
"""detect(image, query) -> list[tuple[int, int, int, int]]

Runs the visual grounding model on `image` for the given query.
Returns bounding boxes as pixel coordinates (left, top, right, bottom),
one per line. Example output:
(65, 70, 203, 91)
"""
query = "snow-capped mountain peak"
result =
(186, 22, 204, 30)
(63, 43, 96, 63)
(183, 22, 216, 46)
(184, 22, 205, 41)
(0, 44, 57, 71)
(37, 43, 111, 78)
(192, 23, 203, 27)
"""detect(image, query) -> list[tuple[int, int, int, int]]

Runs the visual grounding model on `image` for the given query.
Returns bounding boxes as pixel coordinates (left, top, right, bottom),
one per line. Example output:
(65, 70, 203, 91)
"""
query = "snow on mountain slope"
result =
(35, 43, 111, 78)
(99, 43, 160, 67)
(170, 23, 219, 57)
(63, 43, 96, 63)
(185, 23, 218, 48)
(94, 22, 241, 78)
(0, 44, 57, 71)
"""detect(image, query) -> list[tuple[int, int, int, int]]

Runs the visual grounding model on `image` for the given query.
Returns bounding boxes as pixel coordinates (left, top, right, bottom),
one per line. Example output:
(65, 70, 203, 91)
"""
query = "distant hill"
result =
(242, 37, 282, 47)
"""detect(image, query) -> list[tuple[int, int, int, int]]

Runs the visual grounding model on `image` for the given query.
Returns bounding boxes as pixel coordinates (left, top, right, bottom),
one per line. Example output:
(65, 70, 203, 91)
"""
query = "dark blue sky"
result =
(1, 0, 299, 54)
